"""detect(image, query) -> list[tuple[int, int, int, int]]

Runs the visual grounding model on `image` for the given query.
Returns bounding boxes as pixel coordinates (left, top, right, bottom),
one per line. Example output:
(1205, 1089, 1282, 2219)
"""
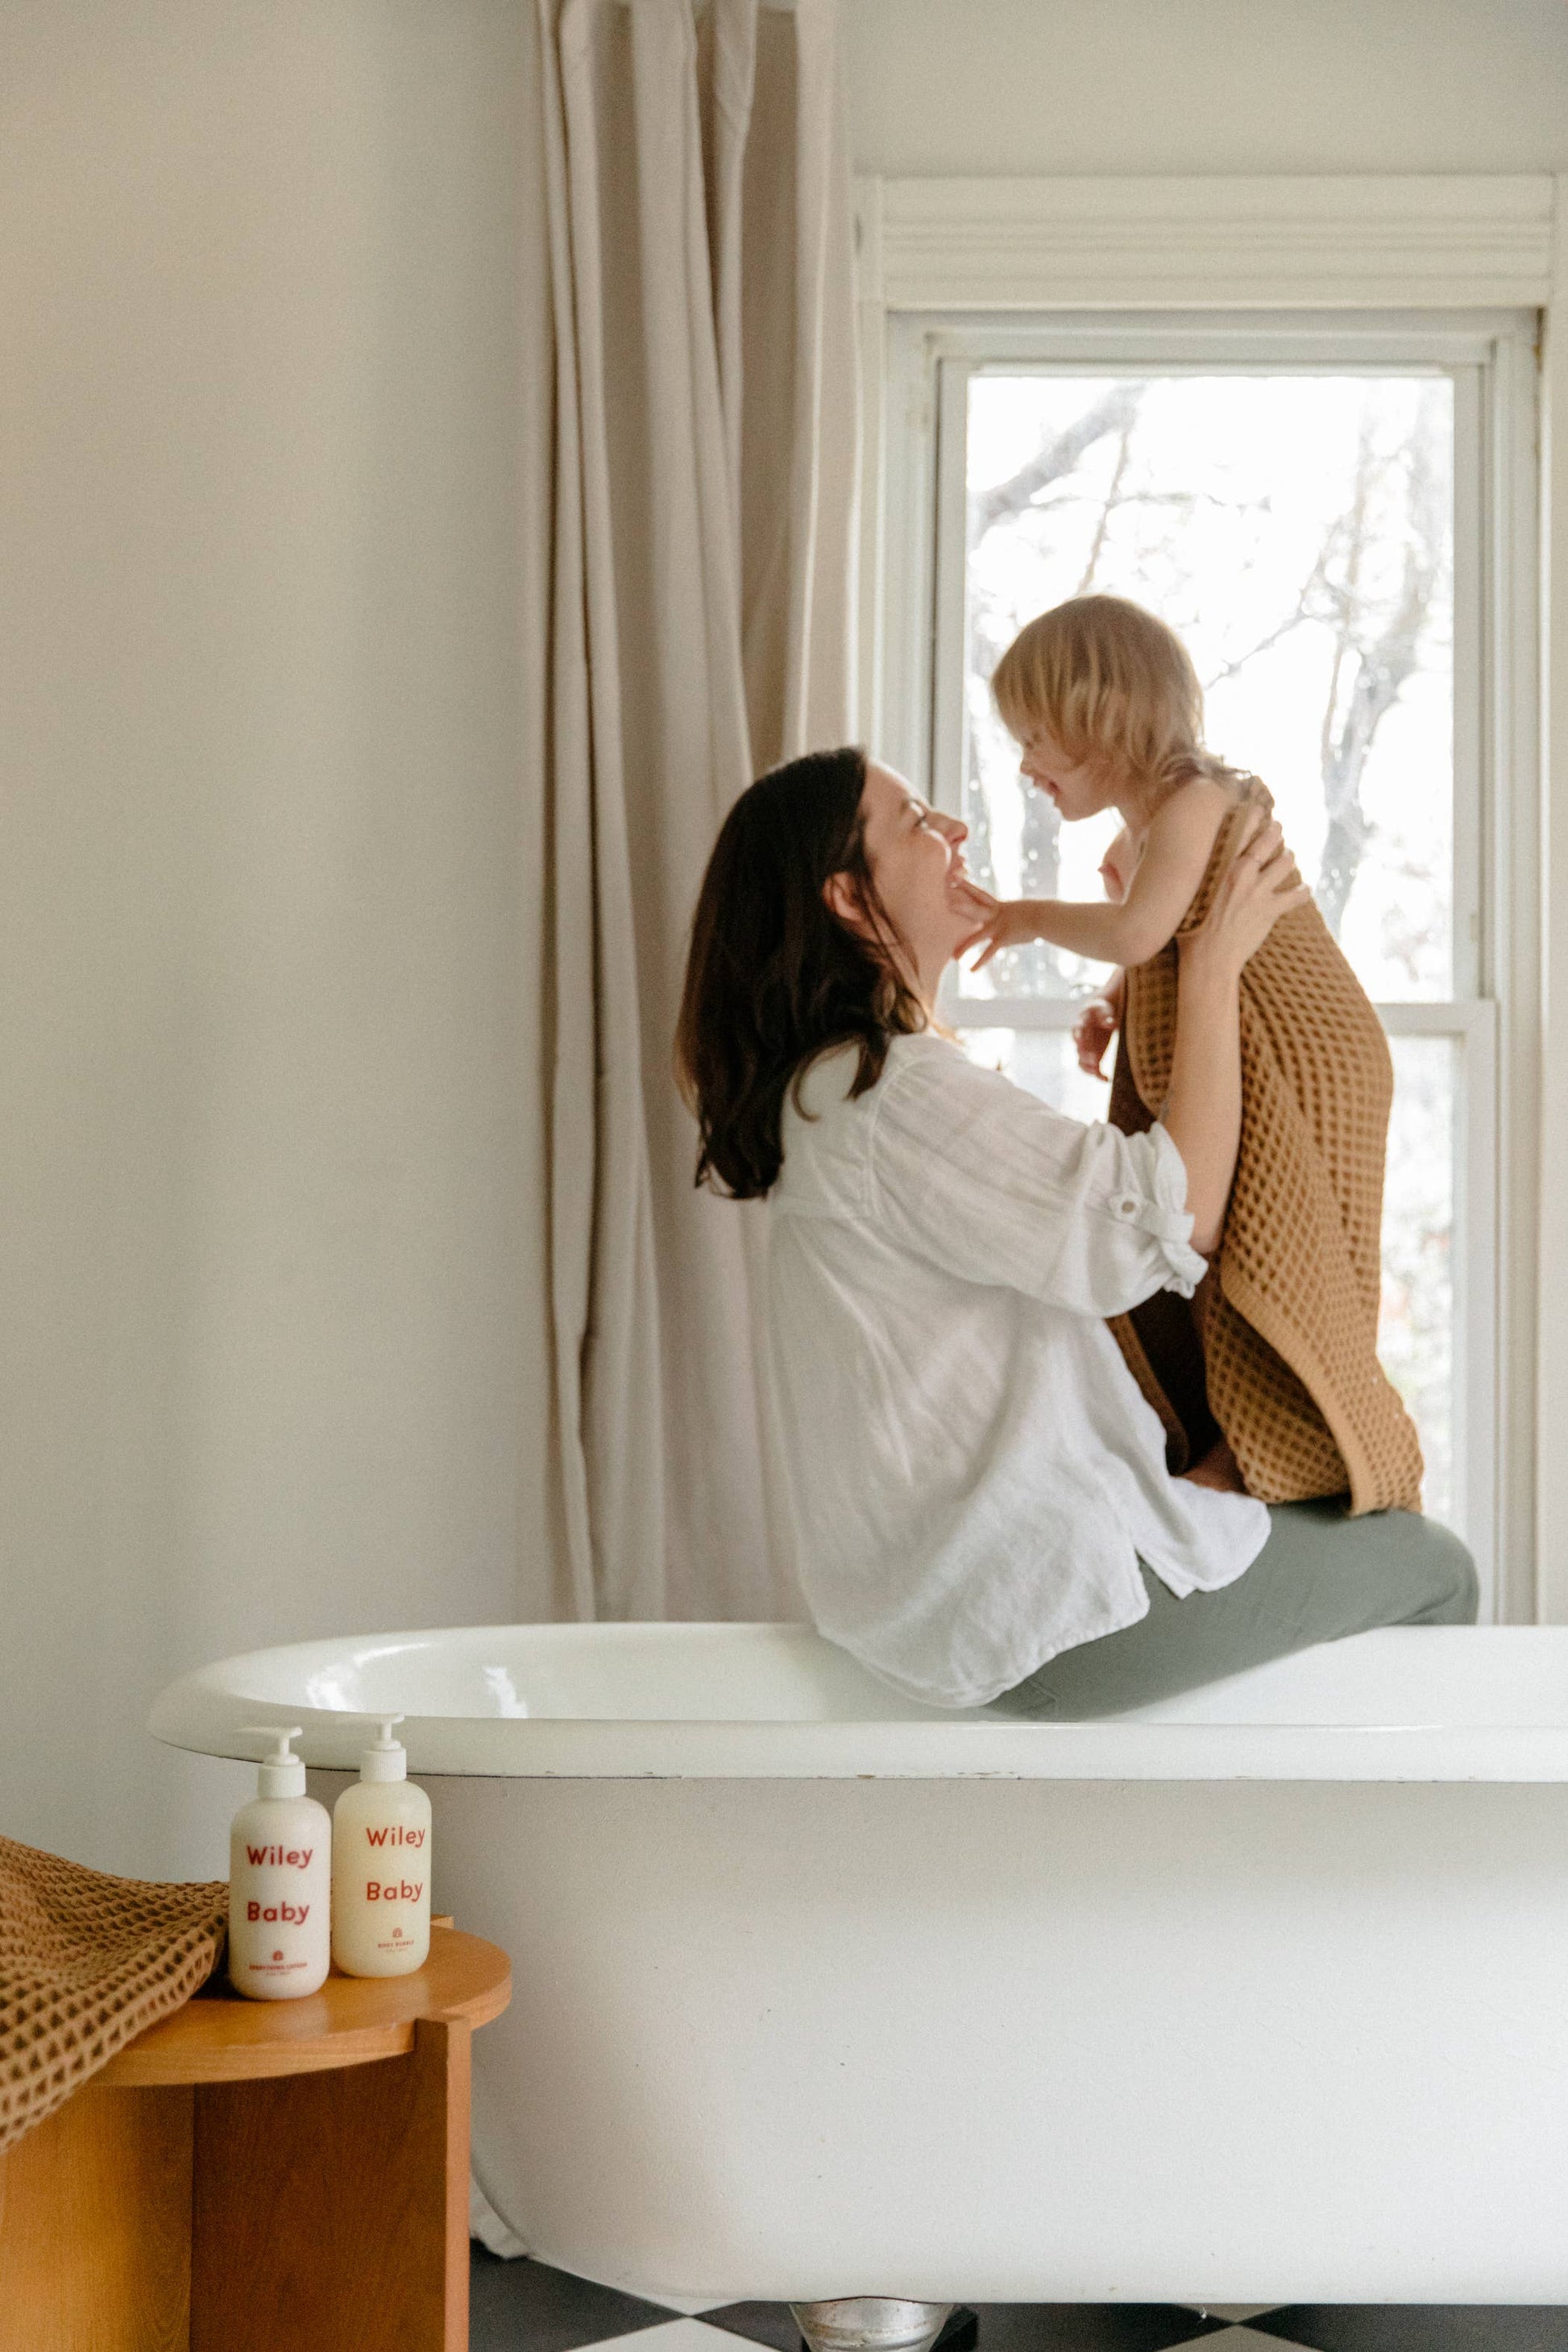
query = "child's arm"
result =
(970, 780, 1234, 970)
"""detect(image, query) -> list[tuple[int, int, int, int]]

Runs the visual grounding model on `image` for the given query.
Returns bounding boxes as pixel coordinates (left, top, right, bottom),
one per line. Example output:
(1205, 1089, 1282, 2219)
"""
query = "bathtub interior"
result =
(266, 1624, 973, 1722)
(168, 1620, 1568, 1730)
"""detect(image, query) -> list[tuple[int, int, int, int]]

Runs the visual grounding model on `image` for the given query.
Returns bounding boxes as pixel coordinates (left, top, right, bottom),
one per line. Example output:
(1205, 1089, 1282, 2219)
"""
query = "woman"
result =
(675, 746, 1476, 1717)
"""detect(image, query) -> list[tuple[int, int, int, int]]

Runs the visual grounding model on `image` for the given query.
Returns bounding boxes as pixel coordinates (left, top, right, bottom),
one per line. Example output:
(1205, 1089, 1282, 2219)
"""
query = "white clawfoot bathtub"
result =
(151, 1623, 1568, 2309)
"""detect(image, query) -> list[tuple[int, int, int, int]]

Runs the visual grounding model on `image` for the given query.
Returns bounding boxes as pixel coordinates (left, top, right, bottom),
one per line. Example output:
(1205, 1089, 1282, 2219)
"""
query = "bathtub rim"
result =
(148, 1622, 1568, 1783)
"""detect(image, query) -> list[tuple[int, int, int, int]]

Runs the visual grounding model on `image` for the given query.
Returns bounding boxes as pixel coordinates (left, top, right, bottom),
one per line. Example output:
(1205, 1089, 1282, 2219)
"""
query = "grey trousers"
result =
(993, 1498, 1479, 1721)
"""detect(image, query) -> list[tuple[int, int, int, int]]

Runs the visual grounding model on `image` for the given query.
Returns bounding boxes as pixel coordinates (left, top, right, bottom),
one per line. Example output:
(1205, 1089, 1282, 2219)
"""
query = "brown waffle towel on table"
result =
(0, 1833, 226, 2153)
(1106, 778, 1425, 1516)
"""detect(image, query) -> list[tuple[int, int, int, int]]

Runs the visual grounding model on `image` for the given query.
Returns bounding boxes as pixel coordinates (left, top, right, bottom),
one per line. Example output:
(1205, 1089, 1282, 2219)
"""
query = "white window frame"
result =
(853, 178, 1546, 1624)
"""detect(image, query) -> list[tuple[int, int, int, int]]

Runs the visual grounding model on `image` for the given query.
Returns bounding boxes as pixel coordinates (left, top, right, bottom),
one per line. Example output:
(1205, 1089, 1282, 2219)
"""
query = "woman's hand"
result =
(1180, 814, 1309, 985)
(1074, 969, 1124, 1077)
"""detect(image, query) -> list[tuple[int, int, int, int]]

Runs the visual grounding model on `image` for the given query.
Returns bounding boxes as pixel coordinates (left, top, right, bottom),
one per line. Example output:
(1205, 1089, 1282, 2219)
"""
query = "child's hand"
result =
(957, 896, 1043, 972)
(948, 872, 999, 940)
(1073, 969, 1124, 1076)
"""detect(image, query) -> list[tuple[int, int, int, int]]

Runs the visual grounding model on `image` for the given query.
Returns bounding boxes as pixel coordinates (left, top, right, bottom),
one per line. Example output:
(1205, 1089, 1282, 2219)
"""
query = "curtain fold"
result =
(537, 0, 857, 1622)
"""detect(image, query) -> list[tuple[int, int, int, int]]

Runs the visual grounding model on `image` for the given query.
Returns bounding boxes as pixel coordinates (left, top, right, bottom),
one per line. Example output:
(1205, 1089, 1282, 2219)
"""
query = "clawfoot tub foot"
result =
(790, 2300, 956, 2352)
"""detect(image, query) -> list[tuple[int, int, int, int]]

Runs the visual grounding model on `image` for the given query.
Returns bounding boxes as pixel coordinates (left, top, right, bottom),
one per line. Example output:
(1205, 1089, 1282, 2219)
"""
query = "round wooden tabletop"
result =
(98, 1924, 511, 2088)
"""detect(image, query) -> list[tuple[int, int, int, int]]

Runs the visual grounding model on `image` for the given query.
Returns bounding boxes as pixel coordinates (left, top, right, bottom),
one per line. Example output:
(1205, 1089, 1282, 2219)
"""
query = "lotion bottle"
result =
(228, 1726, 331, 2001)
(331, 1714, 431, 1977)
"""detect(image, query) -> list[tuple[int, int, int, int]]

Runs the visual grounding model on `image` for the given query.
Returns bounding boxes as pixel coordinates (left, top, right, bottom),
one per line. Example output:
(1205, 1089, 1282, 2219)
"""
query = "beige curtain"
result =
(537, 0, 857, 1622)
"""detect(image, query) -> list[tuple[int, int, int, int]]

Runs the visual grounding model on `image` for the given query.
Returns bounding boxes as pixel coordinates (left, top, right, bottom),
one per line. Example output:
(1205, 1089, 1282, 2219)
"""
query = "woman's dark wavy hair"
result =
(675, 745, 927, 1199)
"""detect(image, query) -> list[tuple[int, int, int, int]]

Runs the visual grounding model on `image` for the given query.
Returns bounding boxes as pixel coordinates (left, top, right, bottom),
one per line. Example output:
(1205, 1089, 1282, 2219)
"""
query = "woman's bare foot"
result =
(1181, 1436, 1247, 1493)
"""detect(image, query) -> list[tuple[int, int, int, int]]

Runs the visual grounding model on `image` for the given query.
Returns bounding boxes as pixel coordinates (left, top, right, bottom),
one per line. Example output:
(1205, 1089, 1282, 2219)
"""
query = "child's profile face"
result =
(1015, 720, 1114, 823)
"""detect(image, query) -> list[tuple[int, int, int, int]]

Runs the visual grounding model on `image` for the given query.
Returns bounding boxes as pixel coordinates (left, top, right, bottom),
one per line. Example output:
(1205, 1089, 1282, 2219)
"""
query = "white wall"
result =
(1, 0, 558, 1879)
(844, 0, 1568, 176)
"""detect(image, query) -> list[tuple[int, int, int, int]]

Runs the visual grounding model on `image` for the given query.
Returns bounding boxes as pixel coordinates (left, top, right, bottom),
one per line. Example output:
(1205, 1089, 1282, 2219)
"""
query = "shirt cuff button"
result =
(1116, 1196, 1138, 1216)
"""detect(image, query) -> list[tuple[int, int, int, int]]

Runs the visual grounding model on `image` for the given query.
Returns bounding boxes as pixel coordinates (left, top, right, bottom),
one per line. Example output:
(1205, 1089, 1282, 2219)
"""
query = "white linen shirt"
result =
(766, 1031, 1271, 1708)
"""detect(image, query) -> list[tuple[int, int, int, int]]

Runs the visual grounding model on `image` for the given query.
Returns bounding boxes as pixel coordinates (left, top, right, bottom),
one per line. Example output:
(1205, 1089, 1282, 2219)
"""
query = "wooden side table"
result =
(0, 1922, 511, 2352)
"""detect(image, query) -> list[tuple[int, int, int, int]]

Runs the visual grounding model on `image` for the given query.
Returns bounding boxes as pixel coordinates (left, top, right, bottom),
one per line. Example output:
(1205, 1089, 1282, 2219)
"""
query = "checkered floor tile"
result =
(469, 2250, 1568, 2351)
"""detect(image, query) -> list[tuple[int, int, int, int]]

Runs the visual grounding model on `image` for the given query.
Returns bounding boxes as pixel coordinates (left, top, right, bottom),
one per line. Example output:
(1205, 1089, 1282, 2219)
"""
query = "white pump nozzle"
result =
(239, 1724, 307, 1800)
(357, 1712, 408, 1785)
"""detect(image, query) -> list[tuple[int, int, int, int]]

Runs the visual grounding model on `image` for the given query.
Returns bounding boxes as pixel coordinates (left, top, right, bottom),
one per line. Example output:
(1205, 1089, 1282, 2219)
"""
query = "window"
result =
(876, 312, 1540, 1614)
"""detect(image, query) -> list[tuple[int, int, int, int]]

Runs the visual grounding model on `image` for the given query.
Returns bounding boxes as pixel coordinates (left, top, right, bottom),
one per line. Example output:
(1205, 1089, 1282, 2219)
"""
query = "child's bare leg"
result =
(1181, 1435, 1246, 1492)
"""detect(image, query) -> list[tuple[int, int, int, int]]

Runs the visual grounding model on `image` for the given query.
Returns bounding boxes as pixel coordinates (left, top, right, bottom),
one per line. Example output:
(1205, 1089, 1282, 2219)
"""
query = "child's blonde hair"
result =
(990, 593, 1252, 813)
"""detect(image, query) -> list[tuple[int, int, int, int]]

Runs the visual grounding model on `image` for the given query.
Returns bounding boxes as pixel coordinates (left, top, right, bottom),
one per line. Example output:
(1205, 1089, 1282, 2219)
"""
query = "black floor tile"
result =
(469, 2248, 679, 2352)
(1252, 2309, 1568, 2351)
(703, 2304, 803, 2352)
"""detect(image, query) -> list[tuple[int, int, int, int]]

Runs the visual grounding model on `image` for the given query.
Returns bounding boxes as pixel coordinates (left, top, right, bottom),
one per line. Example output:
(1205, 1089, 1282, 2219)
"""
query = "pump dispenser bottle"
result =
(227, 1726, 331, 2001)
(331, 1714, 432, 1977)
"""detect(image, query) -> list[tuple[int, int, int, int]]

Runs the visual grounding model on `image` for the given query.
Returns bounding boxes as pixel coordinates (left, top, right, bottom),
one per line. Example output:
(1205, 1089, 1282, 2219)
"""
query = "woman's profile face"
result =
(850, 761, 976, 985)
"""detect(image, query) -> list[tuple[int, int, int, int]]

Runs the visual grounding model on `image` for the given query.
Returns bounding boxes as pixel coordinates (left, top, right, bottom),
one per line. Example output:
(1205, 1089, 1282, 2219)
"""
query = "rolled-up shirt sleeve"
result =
(867, 1039, 1208, 1315)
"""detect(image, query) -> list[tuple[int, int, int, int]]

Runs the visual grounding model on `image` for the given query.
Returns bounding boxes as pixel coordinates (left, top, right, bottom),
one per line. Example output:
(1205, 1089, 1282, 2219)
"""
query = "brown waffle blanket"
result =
(0, 1834, 226, 2152)
(1107, 781, 1425, 1516)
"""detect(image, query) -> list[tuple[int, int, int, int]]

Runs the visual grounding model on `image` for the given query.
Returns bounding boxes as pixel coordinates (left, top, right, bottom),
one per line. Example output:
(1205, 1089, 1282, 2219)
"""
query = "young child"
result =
(968, 597, 1247, 1059)
(962, 591, 1424, 1517)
